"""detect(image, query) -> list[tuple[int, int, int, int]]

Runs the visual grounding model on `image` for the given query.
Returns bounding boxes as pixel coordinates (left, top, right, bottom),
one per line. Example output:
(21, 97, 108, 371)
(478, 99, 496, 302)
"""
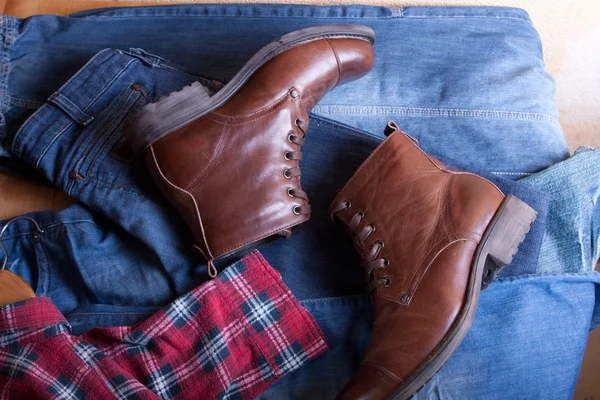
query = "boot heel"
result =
(480, 195, 537, 289)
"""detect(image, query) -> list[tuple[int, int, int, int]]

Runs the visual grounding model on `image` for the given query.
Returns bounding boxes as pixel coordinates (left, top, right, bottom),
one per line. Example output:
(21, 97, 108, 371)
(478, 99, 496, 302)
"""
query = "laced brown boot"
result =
(126, 25, 375, 276)
(330, 122, 537, 400)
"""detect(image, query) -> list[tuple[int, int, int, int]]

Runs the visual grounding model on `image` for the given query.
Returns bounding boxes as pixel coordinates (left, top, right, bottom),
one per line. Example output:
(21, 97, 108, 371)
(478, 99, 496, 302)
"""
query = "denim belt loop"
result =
(48, 92, 94, 126)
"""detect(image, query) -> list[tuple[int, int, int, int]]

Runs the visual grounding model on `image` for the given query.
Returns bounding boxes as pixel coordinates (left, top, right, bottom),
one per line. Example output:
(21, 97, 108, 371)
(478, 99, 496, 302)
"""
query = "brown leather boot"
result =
(126, 25, 375, 276)
(331, 122, 537, 400)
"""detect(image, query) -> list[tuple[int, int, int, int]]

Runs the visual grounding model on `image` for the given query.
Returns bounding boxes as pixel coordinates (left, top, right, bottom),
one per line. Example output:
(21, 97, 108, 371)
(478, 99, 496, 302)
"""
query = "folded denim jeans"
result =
(7, 46, 547, 304)
(519, 146, 600, 275)
(0, 5, 596, 399)
(1, 5, 569, 181)
(1, 44, 595, 399)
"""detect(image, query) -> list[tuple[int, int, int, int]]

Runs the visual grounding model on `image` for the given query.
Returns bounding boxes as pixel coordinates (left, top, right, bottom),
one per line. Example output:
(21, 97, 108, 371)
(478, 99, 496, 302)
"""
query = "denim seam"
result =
(78, 14, 531, 24)
(0, 219, 99, 240)
(296, 272, 600, 303)
(0, 16, 16, 140)
(15, 52, 135, 169)
(122, 49, 211, 82)
(67, 59, 138, 169)
(72, 176, 160, 201)
(54, 49, 119, 104)
(299, 294, 367, 304)
(314, 115, 382, 141)
(159, 63, 211, 82)
(398, 15, 531, 25)
(2, 94, 44, 110)
(315, 115, 537, 177)
(33, 239, 50, 297)
(313, 105, 560, 125)
(490, 171, 533, 176)
(0, 17, 14, 113)
(495, 271, 600, 282)
(42, 58, 139, 178)
(34, 119, 76, 170)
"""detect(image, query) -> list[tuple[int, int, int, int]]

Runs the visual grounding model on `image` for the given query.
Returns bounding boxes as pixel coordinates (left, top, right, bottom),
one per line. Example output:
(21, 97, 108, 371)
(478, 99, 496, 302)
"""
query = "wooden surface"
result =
(0, 270, 36, 306)
(0, 1, 598, 398)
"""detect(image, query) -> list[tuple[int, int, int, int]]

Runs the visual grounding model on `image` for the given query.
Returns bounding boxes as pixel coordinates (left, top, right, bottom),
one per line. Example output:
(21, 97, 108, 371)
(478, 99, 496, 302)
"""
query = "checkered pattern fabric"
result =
(0, 251, 327, 399)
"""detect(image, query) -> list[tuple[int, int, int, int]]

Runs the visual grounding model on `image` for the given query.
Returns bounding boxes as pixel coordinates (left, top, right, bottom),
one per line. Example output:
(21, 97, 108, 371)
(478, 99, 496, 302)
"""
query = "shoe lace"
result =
(331, 201, 391, 292)
(285, 117, 311, 215)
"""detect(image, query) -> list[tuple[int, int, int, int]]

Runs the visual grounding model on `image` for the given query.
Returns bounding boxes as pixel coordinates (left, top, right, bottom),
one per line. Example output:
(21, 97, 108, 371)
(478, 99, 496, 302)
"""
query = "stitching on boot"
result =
(149, 146, 214, 260)
(326, 38, 343, 87)
(186, 121, 231, 191)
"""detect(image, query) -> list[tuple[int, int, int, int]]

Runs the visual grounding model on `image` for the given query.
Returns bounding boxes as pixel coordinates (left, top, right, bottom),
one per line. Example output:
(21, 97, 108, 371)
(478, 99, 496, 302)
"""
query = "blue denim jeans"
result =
(7, 47, 547, 307)
(520, 146, 600, 275)
(0, 4, 597, 399)
(1, 5, 568, 180)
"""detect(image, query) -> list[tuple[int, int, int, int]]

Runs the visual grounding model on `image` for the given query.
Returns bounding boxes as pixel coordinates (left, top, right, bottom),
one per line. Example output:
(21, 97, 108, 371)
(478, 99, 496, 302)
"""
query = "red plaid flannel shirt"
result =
(0, 251, 327, 399)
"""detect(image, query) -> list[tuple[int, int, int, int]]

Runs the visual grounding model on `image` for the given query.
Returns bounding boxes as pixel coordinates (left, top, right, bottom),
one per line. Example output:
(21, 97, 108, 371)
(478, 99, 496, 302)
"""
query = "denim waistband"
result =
(68, 5, 532, 24)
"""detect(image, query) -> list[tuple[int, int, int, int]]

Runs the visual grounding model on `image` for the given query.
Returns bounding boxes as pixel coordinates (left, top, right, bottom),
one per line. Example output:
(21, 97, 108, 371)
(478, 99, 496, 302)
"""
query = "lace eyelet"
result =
(376, 239, 385, 249)
(383, 258, 390, 267)
(295, 118, 302, 127)
(356, 210, 365, 218)
(383, 277, 391, 287)
(288, 134, 295, 143)
(284, 151, 291, 160)
(367, 224, 375, 233)
(293, 205, 302, 215)
(287, 187, 295, 197)
(344, 201, 351, 209)
(284, 169, 292, 179)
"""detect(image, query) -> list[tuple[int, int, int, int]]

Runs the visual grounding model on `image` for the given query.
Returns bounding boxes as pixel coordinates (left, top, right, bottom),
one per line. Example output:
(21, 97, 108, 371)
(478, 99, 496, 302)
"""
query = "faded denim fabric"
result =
(1, 5, 568, 181)
(519, 147, 600, 275)
(7, 48, 548, 310)
(0, 5, 596, 400)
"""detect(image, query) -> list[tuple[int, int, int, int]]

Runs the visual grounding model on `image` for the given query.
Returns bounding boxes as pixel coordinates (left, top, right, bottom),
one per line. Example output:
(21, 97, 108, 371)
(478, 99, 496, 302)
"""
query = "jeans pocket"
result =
(70, 84, 147, 181)
(56, 83, 157, 198)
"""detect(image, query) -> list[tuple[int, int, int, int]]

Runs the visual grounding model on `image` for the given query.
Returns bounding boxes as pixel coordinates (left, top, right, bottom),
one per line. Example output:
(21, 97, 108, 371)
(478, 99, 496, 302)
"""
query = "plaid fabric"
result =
(0, 251, 327, 399)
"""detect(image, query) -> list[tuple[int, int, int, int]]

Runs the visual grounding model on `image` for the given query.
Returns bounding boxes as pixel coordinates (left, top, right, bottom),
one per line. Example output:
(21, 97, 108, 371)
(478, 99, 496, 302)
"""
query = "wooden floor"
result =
(0, 1, 598, 398)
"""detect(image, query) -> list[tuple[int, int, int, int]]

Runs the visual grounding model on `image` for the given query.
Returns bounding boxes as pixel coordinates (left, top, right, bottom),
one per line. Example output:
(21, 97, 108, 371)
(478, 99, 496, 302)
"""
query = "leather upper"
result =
(331, 123, 505, 399)
(146, 36, 374, 265)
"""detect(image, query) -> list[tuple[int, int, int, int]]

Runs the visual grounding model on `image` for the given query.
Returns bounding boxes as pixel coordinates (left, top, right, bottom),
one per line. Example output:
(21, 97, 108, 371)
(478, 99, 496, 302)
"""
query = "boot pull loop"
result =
(207, 259, 218, 279)
(383, 121, 399, 137)
(384, 121, 419, 145)
(192, 244, 218, 279)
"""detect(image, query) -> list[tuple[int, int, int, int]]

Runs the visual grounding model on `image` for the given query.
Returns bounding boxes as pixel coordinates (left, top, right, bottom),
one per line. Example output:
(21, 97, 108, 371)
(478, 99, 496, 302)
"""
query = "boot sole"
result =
(126, 24, 375, 153)
(387, 195, 537, 400)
